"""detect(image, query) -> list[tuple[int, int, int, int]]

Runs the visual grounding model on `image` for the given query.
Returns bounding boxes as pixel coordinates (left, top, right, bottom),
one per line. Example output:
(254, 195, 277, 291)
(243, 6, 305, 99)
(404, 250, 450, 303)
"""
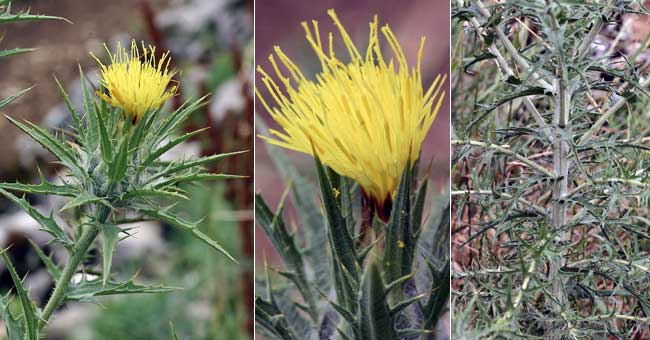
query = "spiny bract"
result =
(94, 39, 177, 122)
(256, 9, 446, 210)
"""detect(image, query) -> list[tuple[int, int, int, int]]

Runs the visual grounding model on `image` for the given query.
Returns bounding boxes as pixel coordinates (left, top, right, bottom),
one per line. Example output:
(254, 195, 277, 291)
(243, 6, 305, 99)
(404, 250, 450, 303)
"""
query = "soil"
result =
(0, 0, 168, 176)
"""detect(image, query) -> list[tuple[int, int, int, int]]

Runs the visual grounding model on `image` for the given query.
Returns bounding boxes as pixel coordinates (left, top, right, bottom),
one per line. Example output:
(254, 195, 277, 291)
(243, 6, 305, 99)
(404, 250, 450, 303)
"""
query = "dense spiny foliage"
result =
(452, 0, 650, 338)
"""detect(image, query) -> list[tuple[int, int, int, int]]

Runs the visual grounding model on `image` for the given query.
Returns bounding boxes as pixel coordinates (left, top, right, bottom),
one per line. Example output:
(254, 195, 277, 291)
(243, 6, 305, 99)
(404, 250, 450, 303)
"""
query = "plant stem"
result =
(39, 225, 99, 327)
(548, 3, 570, 336)
(39, 205, 109, 328)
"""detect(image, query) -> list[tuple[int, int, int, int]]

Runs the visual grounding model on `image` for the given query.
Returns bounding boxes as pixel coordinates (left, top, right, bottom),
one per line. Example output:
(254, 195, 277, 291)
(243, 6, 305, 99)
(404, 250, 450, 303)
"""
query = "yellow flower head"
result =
(93, 40, 177, 122)
(256, 9, 446, 212)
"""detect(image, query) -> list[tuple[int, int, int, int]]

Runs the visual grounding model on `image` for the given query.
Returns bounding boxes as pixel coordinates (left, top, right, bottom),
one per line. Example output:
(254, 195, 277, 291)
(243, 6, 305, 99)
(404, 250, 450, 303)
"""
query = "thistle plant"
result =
(452, 0, 650, 338)
(255, 10, 449, 339)
(0, 39, 243, 339)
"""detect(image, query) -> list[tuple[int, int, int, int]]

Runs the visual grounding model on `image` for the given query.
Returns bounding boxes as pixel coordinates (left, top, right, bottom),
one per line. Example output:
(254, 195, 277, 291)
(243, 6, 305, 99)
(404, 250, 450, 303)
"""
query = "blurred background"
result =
(0, 0, 253, 339)
(254, 0, 450, 338)
(255, 0, 450, 274)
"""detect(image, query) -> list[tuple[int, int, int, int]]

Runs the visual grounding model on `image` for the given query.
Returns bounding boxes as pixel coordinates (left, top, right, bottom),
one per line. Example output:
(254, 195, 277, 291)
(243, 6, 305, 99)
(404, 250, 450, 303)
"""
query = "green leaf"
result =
(137, 106, 163, 148)
(314, 155, 358, 277)
(141, 128, 209, 168)
(0, 188, 73, 248)
(270, 281, 312, 338)
(53, 75, 83, 133)
(147, 150, 248, 182)
(169, 321, 179, 340)
(383, 162, 413, 283)
(0, 170, 78, 197)
(128, 109, 151, 151)
(411, 177, 428, 235)
(0, 181, 77, 197)
(359, 261, 394, 340)
(0, 291, 26, 340)
(0, 11, 65, 24)
(0, 250, 38, 340)
(139, 208, 237, 263)
(255, 296, 298, 340)
(65, 278, 180, 302)
(314, 153, 359, 315)
(153, 95, 209, 144)
(390, 291, 425, 315)
(27, 239, 61, 280)
(78, 66, 99, 149)
(331, 253, 358, 316)
(121, 188, 188, 201)
(339, 177, 357, 233)
(0, 86, 32, 109)
(100, 224, 121, 287)
(108, 134, 130, 183)
(59, 192, 106, 212)
(0, 47, 36, 58)
(255, 194, 318, 321)
(153, 173, 246, 189)
(96, 101, 113, 163)
(423, 261, 450, 332)
(4, 115, 84, 176)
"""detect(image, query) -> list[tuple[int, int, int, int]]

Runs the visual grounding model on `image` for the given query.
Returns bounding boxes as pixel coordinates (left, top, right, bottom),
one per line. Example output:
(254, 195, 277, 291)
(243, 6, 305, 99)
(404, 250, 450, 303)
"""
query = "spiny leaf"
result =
(314, 154, 358, 277)
(53, 75, 83, 133)
(27, 239, 61, 280)
(59, 192, 106, 212)
(390, 292, 426, 315)
(128, 108, 152, 151)
(359, 261, 394, 340)
(148, 150, 248, 181)
(153, 173, 246, 189)
(0, 47, 36, 58)
(0, 250, 38, 340)
(331, 250, 358, 315)
(154, 95, 210, 143)
(384, 272, 416, 297)
(423, 261, 450, 332)
(0, 86, 33, 109)
(0, 178, 78, 197)
(100, 224, 121, 287)
(4, 115, 84, 176)
(121, 188, 188, 201)
(0, 291, 26, 340)
(139, 208, 237, 263)
(169, 321, 179, 340)
(141, 127, 209, 167)
(271, 283, 312, 338)
(65, 278, 180, 302)
(383, 161, 413, 283)
(411, 177, 428, 235)
(0, 188, 73, 248)
(78, 65, 99, 149)
(108, 134, 129, 183)
(0, 11, 65, 24)
(96, 100, 113, 163)
(397, 328, 432, 338)
(255, 194, 318, 321)
(255, 296, 298, 340)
